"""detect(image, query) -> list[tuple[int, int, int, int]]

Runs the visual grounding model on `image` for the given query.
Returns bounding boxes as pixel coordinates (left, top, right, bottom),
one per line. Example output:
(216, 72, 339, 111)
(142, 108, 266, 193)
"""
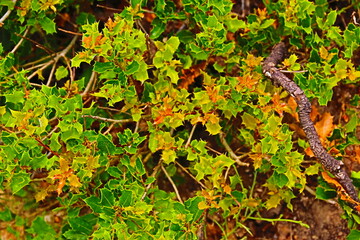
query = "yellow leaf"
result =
(266, 193, 281, 209)
(198, 201, 209, 210)
(35, 187, 49, 202)
(68, 174, 81, 188)
(244, 54, 263, 68)
(348, 69, 360, 81)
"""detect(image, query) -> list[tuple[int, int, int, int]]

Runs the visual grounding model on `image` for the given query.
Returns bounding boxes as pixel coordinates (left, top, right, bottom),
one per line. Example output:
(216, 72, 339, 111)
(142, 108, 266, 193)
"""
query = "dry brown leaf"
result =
(315, 112, 334, 141)
(178, 61, 206, 89)
(310, 104, 320, 122)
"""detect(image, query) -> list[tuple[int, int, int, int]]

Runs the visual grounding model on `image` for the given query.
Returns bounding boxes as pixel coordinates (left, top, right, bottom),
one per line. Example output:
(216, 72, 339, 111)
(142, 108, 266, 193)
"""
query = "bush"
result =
(0, 0, 360, 239)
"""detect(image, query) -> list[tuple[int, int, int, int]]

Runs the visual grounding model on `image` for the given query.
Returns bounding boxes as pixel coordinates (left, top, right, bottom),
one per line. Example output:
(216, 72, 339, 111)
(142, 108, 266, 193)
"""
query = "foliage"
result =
(0, 0, 359, 238)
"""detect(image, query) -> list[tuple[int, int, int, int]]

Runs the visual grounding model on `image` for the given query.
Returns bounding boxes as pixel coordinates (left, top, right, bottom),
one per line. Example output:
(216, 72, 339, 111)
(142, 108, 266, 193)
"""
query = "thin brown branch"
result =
(57, 28, 82, 36)
(14, 32, 54, 55)
(141, 159, 162, 200)
(0, 0, 16, 27)
(82, 115, 133, 123)
(81, 70, 97, 96)
(220, 132, 249, 166)
(161, 164, 183, 204)
(10, 27, 29, 54)
(34, 137, 60, 157)
(28, 35, 79, 81)
(185, 124, 197, 148)
(175, 161, 207, 189)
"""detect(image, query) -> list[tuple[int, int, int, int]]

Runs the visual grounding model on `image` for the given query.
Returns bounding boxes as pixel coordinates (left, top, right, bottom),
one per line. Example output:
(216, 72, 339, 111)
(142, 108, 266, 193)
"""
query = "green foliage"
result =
(0, 0, 359, 238)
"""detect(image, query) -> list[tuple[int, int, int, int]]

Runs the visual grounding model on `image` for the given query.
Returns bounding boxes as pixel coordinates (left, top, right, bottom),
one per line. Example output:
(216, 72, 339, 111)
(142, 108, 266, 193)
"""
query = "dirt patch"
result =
(272, 193, 349, 240)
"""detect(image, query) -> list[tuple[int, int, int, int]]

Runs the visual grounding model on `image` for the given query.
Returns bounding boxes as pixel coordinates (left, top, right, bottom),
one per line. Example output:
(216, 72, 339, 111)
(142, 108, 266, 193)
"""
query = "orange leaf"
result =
(304, 147, 314, 157)
(309, 105, 320, 122)
(82, 36, 92, 48)
(56, 178, 66, 195)
(321, 171, 342, 188)
(154, 115, 164, 125)
(223, 185, 231, 194)
(286, 97, 299, 121)
(315, 112, 334, 141)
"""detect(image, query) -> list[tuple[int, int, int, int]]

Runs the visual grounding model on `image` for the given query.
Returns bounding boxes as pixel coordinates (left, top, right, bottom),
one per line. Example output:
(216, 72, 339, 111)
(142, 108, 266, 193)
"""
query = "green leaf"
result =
(205, 121, 221, 135)
(260, 19, 275, 29)
(84, 196, 103, 213)
(10, 172, 30, 194)
(55, 66, 68, 80)
(0, 208, 13, 221)
(100, 188, 115, 207)
(68, 214, 97, 235)
(242, 112, 257, 130)
(133, 60, 148, 82)
(315, 187, 336, 200)
(0, 0, 16, 8)
(97, 134, 116, 155)
(150, 18, 166, 39)
(27, 216, 56, 237)
(93, 62, 115, 73)
(5, 90, 25, 104)
(119, 190, 132, 207)
(348, 230, 360, 240)
(271, 172, 288, 188)
(185, 196, 204, 222)
(39, 17, 56, 34)
(166, 37, 180, 54)
(325, 10, 337, 27)
(125, 60, 140, 75)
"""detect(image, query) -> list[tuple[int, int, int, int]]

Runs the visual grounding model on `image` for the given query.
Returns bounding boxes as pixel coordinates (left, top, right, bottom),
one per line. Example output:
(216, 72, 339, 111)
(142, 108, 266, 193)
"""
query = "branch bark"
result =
(262, 42, 360, 209)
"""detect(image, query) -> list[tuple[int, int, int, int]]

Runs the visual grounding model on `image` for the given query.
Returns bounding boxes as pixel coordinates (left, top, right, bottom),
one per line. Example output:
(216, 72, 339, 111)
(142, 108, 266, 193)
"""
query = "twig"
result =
(262, 42, 360, 210)
(35, 137, 59, 157)
(175, 161, 207, 189)
(103, 122, 115, 135)
(141, 159, 163, 200)
(10, 27, 29, 54)
(41, 125, 59, 141)
(304, 185, 337, 205)
(22, 55, 54, 68)
(161, 163, 183, 204)
(96, 4, 121, 12)
(82, 115, 133, 123)
(46, 61, 57, 86)
(14, 32, 54, 55)
(185, 124, 197, 148)
(27, 35, 79, 81)
(0, 0, 16, 27)
(81, 70, 97, 96)
(206, 145, 223, 155)
(220, 132, 249, 166)
(279, 69, 308, 73)
(57, 28, 83, 36)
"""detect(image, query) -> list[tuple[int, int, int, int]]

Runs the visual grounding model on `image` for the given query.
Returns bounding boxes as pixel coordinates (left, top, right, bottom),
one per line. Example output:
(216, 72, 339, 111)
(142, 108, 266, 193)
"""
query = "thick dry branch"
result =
(262, 42, 359, 206)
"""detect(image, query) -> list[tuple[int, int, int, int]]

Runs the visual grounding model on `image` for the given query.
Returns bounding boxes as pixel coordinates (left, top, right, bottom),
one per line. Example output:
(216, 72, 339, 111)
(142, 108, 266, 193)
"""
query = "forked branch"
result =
(262, 42, 360, 210)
